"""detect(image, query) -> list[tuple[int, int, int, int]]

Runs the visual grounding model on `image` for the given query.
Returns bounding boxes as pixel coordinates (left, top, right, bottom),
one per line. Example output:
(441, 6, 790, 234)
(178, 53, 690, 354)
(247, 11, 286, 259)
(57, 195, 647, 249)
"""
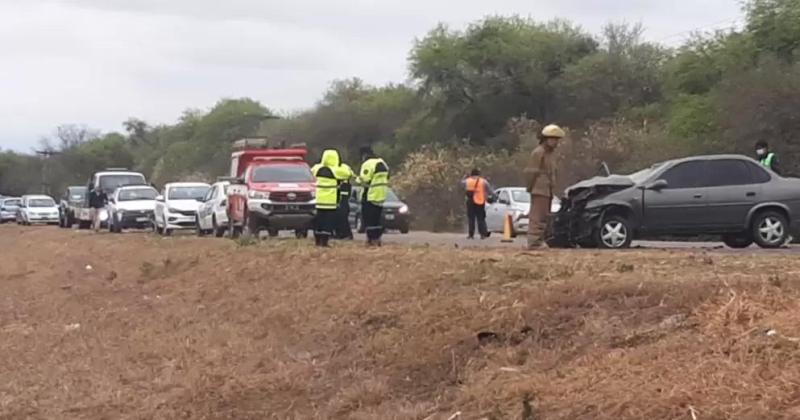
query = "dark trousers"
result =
(335, 197, 353, 239)
(314, 209, 337, 246)
(362, 201, 383, 243)
(466, 201, 488, 238)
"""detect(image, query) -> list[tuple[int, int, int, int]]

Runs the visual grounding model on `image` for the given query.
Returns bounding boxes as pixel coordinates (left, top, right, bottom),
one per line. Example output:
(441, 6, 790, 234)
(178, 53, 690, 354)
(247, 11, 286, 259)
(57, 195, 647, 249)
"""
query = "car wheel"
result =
(213, 216, 226, 238)
(295, 229, 309, 239)
(356, 215, 365, 234)
(722, 233, 753, 249)
(196, 216, 206, 237)
(268, 228, 279, 238)
(163, 228, 172, 236)
(596, 215, 633, 249)
(752, 211, 789, 249)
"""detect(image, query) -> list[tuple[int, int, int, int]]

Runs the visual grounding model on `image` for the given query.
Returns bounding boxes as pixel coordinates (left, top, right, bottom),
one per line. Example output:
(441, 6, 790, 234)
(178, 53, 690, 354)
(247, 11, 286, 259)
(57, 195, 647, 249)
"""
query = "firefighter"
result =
(755, 141, 781, 175)
(334, 160, 355, 240)
(525, 124, 565, 249)
(311, 149, 340, 247)
(358, 146, 389, 247)
(461, 168, 494, 239)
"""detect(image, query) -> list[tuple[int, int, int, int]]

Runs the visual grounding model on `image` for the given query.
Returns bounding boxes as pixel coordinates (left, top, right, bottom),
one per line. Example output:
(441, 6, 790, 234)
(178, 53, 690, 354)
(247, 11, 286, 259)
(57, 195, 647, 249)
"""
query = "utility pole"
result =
(34, 149, 60, 196)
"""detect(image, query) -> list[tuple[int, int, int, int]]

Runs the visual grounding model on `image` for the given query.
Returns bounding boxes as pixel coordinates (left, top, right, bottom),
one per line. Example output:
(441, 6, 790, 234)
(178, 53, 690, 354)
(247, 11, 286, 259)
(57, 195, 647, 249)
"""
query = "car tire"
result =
(196, 216, 206, 237)
(596, 215, 633, 249)
(400, 225, 410, 234)
(268, 228, 279, 238)
(752, 211, 789, 249)
(356, 216, 365, 234)
(722, 233, 753, 249)
(295, 229, 308, 239)
(163, 228, 172, 236)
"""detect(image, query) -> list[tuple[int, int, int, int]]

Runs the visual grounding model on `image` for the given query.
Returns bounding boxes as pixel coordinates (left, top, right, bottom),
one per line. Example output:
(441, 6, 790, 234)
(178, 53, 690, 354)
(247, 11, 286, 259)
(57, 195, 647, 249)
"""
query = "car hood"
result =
(249, 182, 315, 191)
(166, 199, 201, 211)
(26, 206, 59, 213)
(565, 175, 635, 197)
(116, 200, 156, 211)
(382, 200, 406, 210)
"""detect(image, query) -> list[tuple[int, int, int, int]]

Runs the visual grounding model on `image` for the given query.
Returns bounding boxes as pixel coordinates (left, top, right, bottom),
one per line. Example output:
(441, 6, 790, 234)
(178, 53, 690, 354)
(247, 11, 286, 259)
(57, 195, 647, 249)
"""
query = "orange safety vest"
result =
(465, 176, 486, 205)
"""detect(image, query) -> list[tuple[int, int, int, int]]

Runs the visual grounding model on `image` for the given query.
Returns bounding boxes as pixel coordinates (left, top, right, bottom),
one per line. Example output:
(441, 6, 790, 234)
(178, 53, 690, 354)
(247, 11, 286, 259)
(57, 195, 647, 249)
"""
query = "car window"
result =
(746, 161, 771, 183)
(706, 159, 758, 187)
(204, 186, 216, 202)
(659, 161, 706, 189)
(498, 190, 510, 203)
(511, 191, 530, 203)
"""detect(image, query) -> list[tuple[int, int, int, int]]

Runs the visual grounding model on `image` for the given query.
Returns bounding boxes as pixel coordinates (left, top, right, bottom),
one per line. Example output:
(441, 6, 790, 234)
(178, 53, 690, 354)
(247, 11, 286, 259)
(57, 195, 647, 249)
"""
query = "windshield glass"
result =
(511, 191, 529, 202)
(628, 163, 665, 184)
(119, 188, 157, 201)
(386, 189, 400, 202)
(99, 174, 146, 192)
(2, 199, 20, 207)
(29, 198, 55, 207)
(252, 165, 314, 183)
(168, 186, 209, 200)
(69, 187, 87, 200)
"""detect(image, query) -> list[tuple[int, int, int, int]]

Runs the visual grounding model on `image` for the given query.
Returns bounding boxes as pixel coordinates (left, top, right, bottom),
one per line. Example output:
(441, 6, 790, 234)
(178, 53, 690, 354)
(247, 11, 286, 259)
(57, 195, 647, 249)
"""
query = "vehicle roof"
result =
(95, 171, 145, 176)
(116, 185, 157, 192)
(165, 182, 211, 188)
(667, 154, 758, 164)
(67, 186, 87, 190)
(22, 195, 55, 200)
(1, 197, 20, 201)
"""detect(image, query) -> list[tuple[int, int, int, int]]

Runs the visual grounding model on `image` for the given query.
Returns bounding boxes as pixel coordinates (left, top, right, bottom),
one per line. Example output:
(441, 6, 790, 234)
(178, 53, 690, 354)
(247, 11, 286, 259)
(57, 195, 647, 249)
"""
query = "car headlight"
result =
(398, 205, 409, 214)
(99, 210, 109, 221)
(167, 207, 179, 214)
(248, 190, 269, 199)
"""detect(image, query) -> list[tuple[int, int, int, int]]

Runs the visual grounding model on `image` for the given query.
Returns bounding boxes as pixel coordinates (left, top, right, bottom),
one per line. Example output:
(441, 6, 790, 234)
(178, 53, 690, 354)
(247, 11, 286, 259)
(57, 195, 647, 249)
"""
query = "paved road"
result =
(379, 231, 800, 253)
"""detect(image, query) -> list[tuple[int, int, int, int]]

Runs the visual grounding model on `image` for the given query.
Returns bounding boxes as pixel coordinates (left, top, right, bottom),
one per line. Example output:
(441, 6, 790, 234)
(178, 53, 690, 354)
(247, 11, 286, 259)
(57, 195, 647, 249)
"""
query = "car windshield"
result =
(386, 189, 400, 202)
(69, 187, 87, 200)
(628, 163, 665, 184)
(99, 174, 146, 192)
(168, 186, 209, 200)
(29, 198, 55, 207)
(252, 165, 314, 183)
(3, 199, 20, 207)
(119, 188, 157, 201)
(511, 191, 529, 202)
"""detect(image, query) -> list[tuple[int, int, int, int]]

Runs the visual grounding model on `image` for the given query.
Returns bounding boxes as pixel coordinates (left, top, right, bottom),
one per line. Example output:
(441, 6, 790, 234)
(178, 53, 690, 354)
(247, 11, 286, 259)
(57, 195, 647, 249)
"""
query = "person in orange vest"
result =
(461, 169, 495, 240)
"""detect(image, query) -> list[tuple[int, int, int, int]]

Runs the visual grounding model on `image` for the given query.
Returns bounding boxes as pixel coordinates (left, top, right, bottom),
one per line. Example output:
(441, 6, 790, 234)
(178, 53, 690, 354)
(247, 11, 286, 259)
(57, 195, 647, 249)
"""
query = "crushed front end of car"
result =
(546, 176, 635, 248)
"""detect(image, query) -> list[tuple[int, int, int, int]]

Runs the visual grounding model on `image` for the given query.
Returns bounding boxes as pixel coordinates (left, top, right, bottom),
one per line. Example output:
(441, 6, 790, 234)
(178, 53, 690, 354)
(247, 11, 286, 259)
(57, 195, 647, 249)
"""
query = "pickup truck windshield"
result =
(99, 174, 146, 192)
(29, 199, 55, 207)
(252, 165, 314, 183)
(168, 187, 209, 200)
(119, 188, 157, 201)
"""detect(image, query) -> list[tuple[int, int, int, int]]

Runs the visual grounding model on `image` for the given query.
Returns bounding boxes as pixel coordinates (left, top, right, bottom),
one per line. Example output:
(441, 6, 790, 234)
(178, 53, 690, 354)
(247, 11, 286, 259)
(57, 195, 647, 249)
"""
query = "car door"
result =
(486, 190, 510, 232)
(197, 186, 212, 228)
(642, 160, 710, 233)
(214, 184, 229, 223)
(704, 159, 767, 230)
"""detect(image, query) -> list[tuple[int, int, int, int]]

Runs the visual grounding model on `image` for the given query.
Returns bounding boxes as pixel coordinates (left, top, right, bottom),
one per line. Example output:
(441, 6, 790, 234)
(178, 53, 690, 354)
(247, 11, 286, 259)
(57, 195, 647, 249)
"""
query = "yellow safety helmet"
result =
(541, 124, 566, 139)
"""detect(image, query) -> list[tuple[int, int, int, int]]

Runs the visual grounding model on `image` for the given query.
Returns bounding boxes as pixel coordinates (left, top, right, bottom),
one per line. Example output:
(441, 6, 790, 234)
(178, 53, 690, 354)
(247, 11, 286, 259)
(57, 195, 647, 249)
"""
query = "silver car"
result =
(549, 154, 800, 249)
(486, 187, 561, 236)
(0, 197, 21, 223)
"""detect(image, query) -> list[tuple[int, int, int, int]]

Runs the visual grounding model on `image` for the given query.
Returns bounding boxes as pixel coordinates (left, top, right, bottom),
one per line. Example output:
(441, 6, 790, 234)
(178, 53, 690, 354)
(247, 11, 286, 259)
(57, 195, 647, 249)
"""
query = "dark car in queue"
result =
(548, 154, 800, 249)
(349, 187, 411, 234)
(59, 186, 87, 228)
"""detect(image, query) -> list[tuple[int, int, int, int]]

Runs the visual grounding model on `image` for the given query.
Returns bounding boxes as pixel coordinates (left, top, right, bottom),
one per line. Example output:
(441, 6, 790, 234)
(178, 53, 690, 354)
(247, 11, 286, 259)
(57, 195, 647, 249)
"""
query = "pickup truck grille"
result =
(271, 191, 312, 202)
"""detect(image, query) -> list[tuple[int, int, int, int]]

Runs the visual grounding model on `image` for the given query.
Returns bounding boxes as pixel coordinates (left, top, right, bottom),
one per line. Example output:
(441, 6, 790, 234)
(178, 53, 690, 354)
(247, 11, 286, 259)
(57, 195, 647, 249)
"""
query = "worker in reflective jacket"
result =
(756, 141, 781, 175)
(311, 149, 341, 247)
(334, 161, 355, 240)
(460, 168, 494, 239)
(358, 146, 389, 246)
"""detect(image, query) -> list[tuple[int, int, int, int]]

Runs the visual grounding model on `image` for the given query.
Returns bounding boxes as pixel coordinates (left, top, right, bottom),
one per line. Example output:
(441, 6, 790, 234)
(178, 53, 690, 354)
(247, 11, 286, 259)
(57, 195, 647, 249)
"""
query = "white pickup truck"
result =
(74, 169, 148, 229)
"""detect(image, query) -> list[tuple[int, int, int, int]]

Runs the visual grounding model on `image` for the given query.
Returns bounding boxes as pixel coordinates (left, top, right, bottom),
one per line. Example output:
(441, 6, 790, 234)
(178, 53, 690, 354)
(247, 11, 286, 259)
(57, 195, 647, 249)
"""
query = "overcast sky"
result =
(0, 0, 742, 151)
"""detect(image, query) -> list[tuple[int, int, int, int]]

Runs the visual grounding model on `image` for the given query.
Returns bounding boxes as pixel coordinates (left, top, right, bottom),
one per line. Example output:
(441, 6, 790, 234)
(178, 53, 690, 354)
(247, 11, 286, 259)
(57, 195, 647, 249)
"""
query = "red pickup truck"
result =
(226, 139, 316, 238)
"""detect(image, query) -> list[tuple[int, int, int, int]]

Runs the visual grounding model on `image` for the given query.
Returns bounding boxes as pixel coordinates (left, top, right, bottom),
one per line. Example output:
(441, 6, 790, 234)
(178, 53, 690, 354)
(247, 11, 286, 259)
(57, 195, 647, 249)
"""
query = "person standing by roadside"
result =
(525, 124, 565, 249)
(88, 188, 107, 233)
(461, 169, 495, 239)
(311, 150, 341, 247)
(755, 141, 782, 175)
(358, 146, 390, 247)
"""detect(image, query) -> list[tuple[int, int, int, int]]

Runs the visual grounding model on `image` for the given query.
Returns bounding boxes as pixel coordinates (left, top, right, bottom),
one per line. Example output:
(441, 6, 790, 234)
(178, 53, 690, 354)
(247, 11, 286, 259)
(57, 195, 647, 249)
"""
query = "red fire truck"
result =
(226, 138, 316, 238)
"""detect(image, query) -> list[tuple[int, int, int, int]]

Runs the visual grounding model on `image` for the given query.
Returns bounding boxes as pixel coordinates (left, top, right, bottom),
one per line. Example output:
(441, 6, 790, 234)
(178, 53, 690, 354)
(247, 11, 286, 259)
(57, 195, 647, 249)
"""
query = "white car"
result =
(0, 197, 21, 223)
(196, 181, 230, 237)
(107, 186, 159, 233)
(17, 195, 60, 225)
(153, 182, 211, 236)
(486, 187, 561, 236)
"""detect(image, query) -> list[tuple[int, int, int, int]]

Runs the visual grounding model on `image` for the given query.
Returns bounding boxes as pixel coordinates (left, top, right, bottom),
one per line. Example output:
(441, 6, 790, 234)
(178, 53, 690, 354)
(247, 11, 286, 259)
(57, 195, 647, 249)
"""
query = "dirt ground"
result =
(2, 225, 800, 420)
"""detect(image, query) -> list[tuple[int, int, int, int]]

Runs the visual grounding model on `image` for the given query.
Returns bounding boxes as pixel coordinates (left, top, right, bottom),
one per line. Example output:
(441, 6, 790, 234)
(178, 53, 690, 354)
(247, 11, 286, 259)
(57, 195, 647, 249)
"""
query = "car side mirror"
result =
(645, 180, 668, 191)
(156, 195, 164, 202)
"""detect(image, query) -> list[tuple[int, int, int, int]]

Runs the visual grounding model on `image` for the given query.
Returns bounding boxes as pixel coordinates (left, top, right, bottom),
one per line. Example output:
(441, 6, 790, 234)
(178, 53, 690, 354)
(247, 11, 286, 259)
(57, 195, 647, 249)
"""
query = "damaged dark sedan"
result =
(547, 155, 800, 249)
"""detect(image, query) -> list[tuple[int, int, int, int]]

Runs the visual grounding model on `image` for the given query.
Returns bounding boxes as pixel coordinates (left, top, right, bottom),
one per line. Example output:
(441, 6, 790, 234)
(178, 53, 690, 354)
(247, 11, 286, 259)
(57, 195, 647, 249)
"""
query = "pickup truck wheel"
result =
(268, 229, 279, 238)
(294, 229, 308, 239)
(752, 211, 789, 249)
(722, 233, 753, 249)
(596, 215, 633, 249)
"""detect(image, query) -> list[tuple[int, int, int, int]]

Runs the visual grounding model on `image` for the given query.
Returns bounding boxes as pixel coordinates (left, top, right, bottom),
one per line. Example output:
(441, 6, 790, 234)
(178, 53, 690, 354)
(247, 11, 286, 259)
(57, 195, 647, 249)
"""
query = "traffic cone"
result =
(501, 213, 514, 243)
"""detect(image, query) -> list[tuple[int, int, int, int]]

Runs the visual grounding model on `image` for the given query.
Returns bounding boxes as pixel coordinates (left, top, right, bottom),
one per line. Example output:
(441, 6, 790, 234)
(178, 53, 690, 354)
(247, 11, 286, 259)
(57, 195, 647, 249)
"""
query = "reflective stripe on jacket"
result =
(465, 176, 487, 205)
(761, 153, 775, 168)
